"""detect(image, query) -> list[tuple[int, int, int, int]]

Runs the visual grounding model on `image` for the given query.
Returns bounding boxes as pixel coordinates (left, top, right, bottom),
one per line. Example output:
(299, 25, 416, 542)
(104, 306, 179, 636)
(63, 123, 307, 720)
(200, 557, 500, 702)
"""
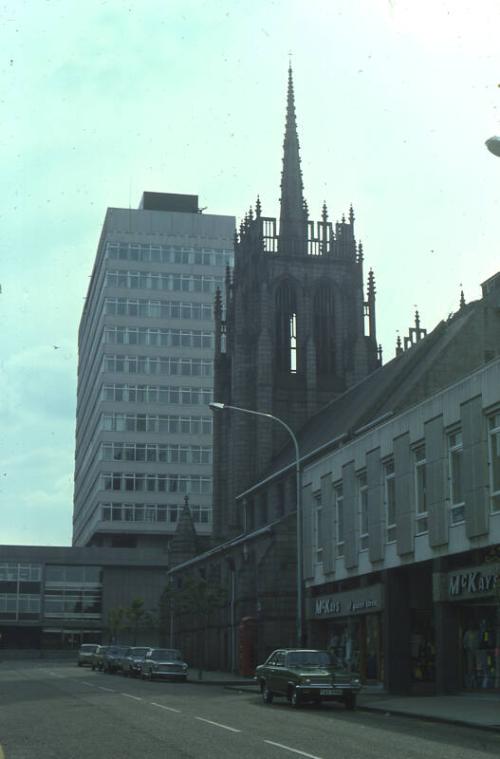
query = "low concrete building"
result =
(0, 546, 169, 651)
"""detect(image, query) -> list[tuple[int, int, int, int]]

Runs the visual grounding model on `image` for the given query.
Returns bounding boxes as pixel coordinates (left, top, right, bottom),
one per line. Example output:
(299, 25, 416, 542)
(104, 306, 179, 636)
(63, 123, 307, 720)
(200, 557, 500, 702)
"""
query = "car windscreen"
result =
(150, 649, 181, 660)
(131, 648, 149, 656)
(286, 651, 332, 668)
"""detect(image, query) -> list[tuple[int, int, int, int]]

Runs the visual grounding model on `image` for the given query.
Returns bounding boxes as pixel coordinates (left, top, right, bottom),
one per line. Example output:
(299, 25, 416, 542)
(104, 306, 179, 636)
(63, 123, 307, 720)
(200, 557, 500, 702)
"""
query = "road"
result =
(0, 661, 499, 759)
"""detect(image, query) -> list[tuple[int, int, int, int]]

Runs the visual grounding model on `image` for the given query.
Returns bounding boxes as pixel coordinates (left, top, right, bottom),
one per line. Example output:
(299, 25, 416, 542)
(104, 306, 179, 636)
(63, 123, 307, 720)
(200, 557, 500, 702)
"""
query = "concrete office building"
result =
(0, 545, 169, 650)
(73, 192, 234, 550)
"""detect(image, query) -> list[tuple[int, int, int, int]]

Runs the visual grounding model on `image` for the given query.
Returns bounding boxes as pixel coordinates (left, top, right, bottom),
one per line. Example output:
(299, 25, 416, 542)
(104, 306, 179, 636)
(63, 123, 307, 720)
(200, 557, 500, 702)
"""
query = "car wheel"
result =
(141, 672, 147, 680)
(77, 662, 82, 667)
(148, 670, 153, 681)
(261, 683, 274, 704)
(344, 694, 356, 711)
(313, 696, 322, 707)
(290, 688, 301, 708)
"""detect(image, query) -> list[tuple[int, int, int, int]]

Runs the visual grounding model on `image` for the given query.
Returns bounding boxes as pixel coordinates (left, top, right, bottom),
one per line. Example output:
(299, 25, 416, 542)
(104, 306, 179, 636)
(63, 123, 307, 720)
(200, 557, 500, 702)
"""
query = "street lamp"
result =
(485, 135, 500, 157)
(209, 401, 304, 646)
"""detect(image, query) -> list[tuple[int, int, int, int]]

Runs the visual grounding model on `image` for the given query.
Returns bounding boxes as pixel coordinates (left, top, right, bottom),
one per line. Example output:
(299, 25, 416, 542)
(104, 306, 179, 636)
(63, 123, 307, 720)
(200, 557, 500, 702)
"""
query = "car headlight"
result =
(301, 677, 311, 684)
(182, 664, 188, 670)
(352, 678, 361, 686)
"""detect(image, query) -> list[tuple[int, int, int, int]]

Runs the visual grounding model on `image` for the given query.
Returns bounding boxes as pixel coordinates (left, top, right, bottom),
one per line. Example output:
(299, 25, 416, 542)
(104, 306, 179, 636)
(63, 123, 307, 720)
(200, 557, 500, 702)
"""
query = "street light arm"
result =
(210, 402, 299, 462)
(209, 400, 304, 645)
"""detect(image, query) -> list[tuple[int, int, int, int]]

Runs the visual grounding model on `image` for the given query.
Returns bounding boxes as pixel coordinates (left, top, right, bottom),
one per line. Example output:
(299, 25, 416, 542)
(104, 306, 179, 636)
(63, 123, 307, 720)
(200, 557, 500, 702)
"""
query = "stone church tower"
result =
(213, 67, 379, 541)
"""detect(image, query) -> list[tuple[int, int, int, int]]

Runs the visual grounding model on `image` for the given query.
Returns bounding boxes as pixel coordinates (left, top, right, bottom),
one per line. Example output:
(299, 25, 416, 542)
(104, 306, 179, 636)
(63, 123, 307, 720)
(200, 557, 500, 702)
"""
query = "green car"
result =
(255, 649, 361, 709)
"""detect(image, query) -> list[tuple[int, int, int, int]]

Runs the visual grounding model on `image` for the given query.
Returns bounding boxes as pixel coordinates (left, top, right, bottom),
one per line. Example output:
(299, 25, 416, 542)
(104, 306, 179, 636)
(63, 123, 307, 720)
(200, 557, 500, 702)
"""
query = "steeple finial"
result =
(278, 63, 307, 256)
(460, 289, 466, 310)
(396, 333, 403, 356)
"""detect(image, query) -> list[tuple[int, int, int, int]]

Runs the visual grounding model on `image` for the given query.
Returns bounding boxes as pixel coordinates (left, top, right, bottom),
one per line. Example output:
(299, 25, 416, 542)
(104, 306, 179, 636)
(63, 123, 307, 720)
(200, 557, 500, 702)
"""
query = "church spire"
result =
(278, 64, 307, 256)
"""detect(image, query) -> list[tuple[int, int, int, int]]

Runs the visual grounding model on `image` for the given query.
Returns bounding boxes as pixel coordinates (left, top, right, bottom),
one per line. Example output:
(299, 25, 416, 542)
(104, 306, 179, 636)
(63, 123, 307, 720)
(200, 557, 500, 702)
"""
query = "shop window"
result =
(358, 472, 368, 551)
(334, 483, 344, 557)
(414, 445, 428, 534)
(327, 620, 361, 674)
(488, 412, 500, 512)
(384, 460, 396, 543)
(462, 606, 498, 689)
(411, 610, 435, 683)
(448, 429, 465, 524)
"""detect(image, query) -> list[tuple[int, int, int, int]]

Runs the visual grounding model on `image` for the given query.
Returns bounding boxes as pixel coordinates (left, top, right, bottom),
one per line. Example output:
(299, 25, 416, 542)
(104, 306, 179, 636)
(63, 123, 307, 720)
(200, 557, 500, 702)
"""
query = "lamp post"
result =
(209, 401, 304, 646)
(485, 135, 500, 157)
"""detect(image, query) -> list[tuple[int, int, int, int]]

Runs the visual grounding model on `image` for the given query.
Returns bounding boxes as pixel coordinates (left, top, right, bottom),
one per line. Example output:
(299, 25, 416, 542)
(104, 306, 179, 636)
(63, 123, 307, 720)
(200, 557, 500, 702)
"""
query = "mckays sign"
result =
(447, 565, 498, 600)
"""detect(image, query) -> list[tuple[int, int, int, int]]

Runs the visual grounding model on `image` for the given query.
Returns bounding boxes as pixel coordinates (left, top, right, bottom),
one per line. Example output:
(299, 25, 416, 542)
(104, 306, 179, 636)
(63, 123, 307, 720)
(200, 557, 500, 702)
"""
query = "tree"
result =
(107, 606, 126, 644)
(126, 598, 148, 645)
(164, 574, 226, 679)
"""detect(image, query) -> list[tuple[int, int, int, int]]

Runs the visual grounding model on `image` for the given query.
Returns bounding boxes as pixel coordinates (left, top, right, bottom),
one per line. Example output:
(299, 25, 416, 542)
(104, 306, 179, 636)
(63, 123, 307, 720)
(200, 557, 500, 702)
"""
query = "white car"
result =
(141, 648, 188, 681)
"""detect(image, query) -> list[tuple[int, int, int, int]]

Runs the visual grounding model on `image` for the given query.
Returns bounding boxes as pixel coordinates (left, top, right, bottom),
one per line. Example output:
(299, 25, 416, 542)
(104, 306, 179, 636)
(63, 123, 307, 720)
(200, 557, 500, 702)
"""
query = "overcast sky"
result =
(1, 0, 499, 546)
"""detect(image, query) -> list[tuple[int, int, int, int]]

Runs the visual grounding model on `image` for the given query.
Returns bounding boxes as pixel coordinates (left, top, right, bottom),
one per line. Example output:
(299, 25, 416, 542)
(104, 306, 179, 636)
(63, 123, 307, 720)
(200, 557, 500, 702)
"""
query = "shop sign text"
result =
(315, 598, 341, 616)
(448, 570, 497, 598)
(312, 586, 383, 618)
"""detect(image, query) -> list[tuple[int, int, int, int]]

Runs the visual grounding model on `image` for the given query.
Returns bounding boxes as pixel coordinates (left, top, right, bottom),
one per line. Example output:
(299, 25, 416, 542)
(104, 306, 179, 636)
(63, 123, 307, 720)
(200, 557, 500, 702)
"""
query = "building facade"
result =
(303, 350, 500, 694)
(73, 192, 234, 549)
(0, 545, 169, 651)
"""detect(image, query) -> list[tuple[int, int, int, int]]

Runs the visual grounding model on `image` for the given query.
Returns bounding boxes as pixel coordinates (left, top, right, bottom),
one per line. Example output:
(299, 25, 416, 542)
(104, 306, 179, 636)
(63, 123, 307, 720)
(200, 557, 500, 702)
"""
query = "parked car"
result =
(77, 644, 99, 667)
(91, 645, 109, 671)
(141, 648, 188, 681)
(122, 646, 151, 677)
(103, 645, 129, 674)
(255, 649, 361, 709)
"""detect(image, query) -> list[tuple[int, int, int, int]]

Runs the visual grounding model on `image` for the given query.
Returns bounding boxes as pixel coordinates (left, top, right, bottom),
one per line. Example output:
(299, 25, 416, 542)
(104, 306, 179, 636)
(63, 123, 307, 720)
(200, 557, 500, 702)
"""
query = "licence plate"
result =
(320, 688, 340, 696)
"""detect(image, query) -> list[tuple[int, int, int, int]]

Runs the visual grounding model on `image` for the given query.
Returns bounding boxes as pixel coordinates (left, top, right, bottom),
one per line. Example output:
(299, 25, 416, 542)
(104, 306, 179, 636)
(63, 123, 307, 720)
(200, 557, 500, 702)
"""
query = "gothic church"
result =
(212, 66, 380, 542)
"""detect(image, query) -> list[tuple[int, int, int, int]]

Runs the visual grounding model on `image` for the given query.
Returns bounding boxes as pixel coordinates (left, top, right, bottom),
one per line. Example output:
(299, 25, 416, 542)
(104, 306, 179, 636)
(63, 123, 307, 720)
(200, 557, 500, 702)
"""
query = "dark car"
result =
(91, 645, 109, 671)
(103, 645, 129, 674)
(141, 648, 188, 681)
(77, 644, 99, 667)
(255, 648, 361, 709)
(122, 646, 151, 677)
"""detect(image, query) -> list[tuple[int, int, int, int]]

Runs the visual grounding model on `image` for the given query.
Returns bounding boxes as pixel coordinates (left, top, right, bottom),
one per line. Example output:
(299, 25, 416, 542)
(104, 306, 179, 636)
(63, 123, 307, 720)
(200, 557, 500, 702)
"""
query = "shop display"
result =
(462, 608, 497, 689)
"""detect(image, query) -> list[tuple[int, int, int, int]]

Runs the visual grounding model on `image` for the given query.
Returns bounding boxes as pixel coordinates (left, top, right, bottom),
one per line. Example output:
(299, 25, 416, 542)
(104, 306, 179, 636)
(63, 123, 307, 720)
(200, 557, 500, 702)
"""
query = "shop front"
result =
(307, 584, 384, 684)
(436, 563, 500, 691)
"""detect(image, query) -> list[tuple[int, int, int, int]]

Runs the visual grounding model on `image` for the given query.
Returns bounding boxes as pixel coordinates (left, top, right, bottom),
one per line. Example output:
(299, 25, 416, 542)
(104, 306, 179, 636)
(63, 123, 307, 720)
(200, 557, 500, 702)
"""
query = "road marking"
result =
(98, 686, 115, 692)
(81, 682, 93, 687)
(195, 717, 241, 733)
(121, 693, 143, 701)
(151, 702, 181, 714)
(263, 740, 323, 759)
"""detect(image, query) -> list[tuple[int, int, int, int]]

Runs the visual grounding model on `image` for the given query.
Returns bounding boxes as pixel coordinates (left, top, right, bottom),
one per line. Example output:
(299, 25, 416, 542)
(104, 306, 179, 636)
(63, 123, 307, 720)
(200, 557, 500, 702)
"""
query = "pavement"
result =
(187, 669, 500, 732)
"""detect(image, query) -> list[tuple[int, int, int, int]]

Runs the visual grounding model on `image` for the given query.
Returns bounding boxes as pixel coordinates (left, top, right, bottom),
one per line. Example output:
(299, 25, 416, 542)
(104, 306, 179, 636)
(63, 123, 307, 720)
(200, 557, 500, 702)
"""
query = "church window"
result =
(275, 281, 298, 373)
(313, 284, 335, 376)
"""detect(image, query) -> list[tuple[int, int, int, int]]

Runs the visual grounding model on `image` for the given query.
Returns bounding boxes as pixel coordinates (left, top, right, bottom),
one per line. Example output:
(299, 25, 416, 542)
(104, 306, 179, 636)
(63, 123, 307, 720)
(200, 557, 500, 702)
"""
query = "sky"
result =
(1, 0, 499, 546)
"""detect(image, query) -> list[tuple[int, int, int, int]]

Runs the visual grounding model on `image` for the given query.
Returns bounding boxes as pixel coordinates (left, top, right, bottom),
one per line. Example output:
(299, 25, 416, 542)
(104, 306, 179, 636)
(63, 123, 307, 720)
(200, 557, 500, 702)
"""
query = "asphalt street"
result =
(0, 662, 499, 759)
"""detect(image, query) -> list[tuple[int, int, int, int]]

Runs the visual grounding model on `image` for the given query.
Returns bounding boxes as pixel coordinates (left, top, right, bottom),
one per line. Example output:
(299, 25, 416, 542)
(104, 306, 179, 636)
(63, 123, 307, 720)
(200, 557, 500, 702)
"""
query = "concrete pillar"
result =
(435, 601, 460, 693)
(383, 568, 412, 694)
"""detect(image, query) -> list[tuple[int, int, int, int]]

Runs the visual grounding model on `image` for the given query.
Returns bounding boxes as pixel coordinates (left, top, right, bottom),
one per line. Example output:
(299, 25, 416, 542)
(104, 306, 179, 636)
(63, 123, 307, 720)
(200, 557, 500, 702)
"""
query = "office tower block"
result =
(73, 192, 234, 549)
